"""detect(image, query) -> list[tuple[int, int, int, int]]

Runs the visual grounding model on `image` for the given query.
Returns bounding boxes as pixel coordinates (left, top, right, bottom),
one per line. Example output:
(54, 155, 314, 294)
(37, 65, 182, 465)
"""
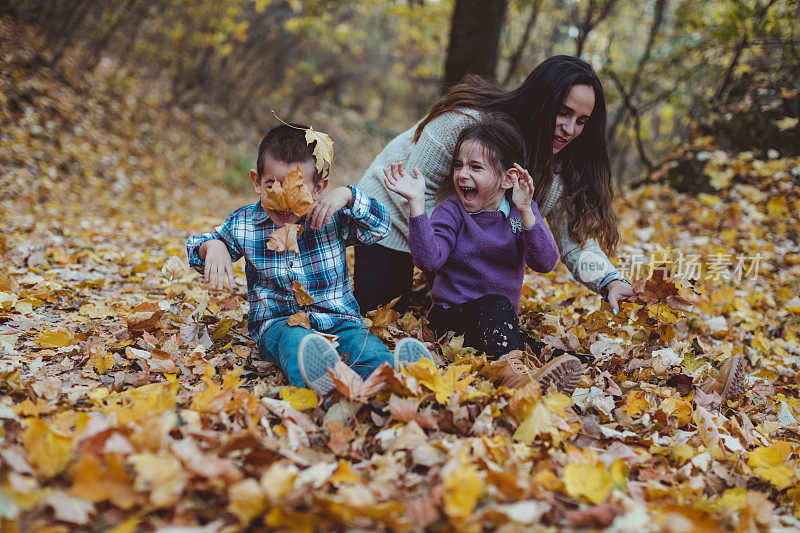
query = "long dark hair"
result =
(440, 114, 527, 201)
(414, 55, 618, 252)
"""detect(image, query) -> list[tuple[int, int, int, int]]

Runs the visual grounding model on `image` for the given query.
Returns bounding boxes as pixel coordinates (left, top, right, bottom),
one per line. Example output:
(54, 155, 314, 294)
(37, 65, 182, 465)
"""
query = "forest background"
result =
(1, 0, 800, 531)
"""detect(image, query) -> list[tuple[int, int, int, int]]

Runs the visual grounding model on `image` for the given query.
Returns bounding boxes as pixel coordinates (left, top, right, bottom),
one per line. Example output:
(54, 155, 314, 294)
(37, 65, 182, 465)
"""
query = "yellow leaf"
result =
(564, 462, 611, 504)
(94, 350, 115, 374)
(305, 126, 334, 179)
(227, 478, 267, 525)
(292, 280, 314, 307)
(624, 390, 649, 417)
(404, 358, 474, 404)
(129, 452, 186, 508)
(330, 459, 358, 484)
(21, 418, 73, 478)
(106, 518, 141, 533)
(35, 329, 76, 349)
(513, 401, 559, 443)
(278, 386, 318, 410)
(79, 303, 113, 319)
(69, 453, 137, 509)
(267, 223, 303, 255)
(443, 454, 482, 520)
(767, 197, 788, 218)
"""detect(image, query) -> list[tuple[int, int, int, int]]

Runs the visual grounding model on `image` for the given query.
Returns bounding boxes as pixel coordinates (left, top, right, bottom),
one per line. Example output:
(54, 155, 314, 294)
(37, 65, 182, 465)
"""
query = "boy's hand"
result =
(307, 186, 353, 229)
(382, 162, 425, 216)
(200, 240, 235, 290)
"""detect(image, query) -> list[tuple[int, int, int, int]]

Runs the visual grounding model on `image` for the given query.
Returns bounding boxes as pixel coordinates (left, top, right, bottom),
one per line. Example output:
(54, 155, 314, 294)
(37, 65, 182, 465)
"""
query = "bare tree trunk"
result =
(501, 0, 541, 85)
(443, 0, 508, 91)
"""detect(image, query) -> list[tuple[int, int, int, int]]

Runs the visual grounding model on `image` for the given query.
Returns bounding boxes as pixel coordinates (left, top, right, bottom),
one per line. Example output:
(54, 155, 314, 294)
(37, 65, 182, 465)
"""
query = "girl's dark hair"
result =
(440, 114, 527, 200)
(415, 55, 618, 252)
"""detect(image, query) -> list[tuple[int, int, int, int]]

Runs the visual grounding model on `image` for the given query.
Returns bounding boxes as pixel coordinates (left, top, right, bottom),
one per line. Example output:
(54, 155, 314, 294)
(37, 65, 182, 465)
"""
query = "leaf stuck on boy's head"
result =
(267, 224, 303, 255)
(305, 127, 333, 180)
(262, 166, 314, 217)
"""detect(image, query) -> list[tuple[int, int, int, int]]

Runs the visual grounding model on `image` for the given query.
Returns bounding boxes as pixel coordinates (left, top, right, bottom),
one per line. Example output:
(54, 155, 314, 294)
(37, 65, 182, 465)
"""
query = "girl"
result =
(383, 115, 583, 394)
(355, 56, 634, 315)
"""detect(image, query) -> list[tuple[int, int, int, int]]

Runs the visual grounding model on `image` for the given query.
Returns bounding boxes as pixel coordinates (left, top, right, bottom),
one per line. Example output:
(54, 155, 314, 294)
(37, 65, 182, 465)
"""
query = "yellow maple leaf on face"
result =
(267, 224, 303, 255)
(262, 165, 314, 216)
(563, 462, 611, 504)
(292, 280, 314, 307)
(305, 127, 334, 179)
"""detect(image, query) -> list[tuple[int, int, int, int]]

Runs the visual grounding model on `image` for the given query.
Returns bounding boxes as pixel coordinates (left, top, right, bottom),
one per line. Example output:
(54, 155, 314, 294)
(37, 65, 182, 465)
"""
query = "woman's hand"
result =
(511, 163, 537, 228)
(606, 280, 634, 315)
(383, 162, 426, 217)
(307, 186, 353, 229)
(200, 240, 235, 290)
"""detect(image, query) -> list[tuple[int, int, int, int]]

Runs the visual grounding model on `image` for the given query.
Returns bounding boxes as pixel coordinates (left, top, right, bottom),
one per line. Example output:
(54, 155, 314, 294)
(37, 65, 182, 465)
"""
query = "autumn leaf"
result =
(564, 462, 611, 504)
(126, 302, 164, 335)
(305, 126, 334, 179)
(267, 223, 303, 255)
(292, 280, 314, 306)
(287, 311, 311, 328)
(403, 358, 474, 404)
(261, 165, 314, 216)
(443, 453, 482, 520)
(279, 386, 318, 410)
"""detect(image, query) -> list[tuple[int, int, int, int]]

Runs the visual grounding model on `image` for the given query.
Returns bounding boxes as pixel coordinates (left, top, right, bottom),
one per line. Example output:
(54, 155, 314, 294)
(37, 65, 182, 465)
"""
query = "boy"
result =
(187, 124, 430, 395)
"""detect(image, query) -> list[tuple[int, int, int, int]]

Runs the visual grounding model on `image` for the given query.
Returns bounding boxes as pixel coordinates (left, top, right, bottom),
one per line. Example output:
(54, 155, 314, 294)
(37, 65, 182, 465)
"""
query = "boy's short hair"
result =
(256, 124, 322, 184)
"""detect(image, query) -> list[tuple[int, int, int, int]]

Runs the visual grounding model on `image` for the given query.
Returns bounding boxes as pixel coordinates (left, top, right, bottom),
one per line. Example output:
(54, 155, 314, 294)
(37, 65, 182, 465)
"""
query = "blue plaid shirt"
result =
(187, 185, 390, 341)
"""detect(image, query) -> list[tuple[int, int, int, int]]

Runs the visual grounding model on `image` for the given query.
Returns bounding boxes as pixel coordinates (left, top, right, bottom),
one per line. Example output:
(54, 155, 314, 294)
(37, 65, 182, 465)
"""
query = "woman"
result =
(354, 55, 634, 313)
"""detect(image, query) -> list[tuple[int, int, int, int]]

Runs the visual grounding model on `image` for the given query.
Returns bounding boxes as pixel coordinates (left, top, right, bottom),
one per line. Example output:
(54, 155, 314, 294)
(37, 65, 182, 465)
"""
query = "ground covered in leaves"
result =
(2, 20, 800, 533)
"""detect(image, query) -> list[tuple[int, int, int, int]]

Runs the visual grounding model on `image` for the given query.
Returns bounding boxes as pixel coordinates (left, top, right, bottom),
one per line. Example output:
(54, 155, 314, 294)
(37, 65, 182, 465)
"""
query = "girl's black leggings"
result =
(428, 294, 524, 358)
(428, 293, 593, 363)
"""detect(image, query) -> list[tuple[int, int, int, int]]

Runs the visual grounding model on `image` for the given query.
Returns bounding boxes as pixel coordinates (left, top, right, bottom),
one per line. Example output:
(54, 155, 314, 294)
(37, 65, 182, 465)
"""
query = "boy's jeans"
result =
(257, 318, 394, 388)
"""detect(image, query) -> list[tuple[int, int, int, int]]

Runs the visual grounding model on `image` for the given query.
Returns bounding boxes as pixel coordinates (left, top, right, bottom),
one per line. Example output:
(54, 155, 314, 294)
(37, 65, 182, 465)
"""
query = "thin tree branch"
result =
(715, 0, 778, 101)
(501, 0, 541, 85)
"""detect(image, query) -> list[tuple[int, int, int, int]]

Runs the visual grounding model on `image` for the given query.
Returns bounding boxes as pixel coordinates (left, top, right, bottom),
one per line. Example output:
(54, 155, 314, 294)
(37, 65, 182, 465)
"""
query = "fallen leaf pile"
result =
(2, 19, 800, 532)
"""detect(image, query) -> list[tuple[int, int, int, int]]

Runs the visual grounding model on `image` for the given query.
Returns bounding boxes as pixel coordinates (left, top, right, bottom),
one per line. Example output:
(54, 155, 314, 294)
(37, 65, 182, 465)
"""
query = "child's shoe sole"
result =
(532, 354, 583, 396)
(393, 337, 431, 369)
(297, 334, 340, 396)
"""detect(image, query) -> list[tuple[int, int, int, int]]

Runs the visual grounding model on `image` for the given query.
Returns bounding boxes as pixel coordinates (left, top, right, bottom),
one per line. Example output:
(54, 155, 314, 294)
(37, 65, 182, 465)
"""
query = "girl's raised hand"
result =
(511, 163, 535, 210)
(383, 162, 426, 216)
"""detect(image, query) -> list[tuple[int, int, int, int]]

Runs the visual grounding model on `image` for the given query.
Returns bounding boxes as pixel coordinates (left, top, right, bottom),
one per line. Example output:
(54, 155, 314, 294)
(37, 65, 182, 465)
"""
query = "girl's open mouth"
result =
(460, 186, 478, 202)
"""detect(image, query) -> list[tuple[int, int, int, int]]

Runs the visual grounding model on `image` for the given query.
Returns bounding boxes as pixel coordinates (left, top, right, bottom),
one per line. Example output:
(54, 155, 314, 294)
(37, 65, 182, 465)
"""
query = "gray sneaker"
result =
(393, 337, 431, 369)
(297, 334, 341, 395)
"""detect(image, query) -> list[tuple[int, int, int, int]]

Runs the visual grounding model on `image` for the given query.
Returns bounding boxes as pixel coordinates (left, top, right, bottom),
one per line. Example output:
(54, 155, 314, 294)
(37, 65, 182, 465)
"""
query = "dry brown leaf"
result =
(261, 165, 314, 216)
(292, 280, 314, 307)
(267, 224, 303, 255)
(287, 311, 311, 328)
(305, 127, 334, 179)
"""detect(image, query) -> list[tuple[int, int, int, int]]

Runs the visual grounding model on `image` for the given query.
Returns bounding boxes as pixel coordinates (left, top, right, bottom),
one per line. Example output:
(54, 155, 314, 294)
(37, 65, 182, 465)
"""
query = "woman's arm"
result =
(540, 174, 631, 309)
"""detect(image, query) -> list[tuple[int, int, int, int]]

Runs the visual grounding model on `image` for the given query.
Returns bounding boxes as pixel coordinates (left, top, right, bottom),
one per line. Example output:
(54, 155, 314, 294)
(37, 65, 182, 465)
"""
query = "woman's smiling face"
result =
(553, 84, 595, 154)
(452, 140, 506, 213)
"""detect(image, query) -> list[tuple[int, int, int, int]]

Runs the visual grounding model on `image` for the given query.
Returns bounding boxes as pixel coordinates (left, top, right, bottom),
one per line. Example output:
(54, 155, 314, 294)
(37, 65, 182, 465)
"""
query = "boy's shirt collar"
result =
(467, 196, 511, 218)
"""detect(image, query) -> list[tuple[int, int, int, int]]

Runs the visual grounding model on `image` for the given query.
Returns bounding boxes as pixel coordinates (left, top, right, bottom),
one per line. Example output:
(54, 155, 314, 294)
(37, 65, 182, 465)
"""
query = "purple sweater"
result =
(408, 196, 559, 313)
